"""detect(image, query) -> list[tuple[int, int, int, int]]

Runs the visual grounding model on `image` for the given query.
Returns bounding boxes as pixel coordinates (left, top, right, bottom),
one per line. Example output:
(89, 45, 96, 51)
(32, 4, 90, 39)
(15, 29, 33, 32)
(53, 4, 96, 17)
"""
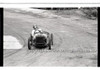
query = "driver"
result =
(31, 25, 43, 38)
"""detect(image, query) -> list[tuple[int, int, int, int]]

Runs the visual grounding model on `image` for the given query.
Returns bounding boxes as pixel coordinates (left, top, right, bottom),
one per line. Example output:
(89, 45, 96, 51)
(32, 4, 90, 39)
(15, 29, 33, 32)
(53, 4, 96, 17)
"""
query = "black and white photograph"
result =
(3, 7, 98, 66)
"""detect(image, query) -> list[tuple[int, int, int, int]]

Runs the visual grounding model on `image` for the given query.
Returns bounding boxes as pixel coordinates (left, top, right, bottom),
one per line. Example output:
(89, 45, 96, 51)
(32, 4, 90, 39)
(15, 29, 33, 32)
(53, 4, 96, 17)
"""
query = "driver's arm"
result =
(32, 30, 35, 36)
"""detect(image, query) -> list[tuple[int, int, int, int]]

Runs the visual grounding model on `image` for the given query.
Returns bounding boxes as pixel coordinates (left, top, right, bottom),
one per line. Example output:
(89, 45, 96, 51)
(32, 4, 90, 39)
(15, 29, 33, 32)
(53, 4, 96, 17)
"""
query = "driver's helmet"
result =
(33, 25, 38, 30)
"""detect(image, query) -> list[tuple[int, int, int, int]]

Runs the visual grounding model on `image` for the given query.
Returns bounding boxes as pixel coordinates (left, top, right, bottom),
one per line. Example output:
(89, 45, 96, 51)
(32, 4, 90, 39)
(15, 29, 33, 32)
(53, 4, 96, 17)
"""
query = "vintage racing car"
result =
(28, 31, 53, 50)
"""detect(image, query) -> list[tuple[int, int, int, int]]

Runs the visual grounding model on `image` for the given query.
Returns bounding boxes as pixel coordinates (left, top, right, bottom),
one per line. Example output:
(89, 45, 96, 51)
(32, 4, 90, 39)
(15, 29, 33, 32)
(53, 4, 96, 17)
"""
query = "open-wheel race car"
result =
(28, 31, 53, 50)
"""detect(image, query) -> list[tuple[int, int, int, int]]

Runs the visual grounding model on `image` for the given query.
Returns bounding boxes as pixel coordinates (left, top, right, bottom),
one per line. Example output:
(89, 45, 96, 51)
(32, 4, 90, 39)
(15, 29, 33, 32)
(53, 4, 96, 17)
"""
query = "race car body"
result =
(28, 31, 53, 50)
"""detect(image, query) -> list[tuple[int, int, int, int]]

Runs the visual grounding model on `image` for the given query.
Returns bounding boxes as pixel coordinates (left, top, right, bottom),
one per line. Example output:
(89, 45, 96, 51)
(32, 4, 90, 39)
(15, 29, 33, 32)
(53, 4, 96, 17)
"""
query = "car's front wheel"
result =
(51, 33, 53, 45)
(28, 37, 32, 50)
(48, 43, 51, 50)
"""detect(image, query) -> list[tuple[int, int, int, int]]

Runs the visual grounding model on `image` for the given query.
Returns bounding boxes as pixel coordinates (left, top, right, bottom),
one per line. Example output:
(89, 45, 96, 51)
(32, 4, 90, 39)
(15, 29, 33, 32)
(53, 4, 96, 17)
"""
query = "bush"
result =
(81, 8, 97, 19)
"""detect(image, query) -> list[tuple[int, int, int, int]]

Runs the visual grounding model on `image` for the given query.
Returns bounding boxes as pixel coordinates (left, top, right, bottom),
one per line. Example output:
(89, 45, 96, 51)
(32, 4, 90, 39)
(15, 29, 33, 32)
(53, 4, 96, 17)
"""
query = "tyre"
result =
(48, 43, 51, 50)
(51, 33, 53, 45)
(28, 37, 32, 50)
(48, 35, 52, 50)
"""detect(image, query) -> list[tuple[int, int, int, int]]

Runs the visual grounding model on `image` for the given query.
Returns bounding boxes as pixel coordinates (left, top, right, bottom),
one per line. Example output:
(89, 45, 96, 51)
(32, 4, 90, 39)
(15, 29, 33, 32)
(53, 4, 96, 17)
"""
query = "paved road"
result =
(4, 8, 97, 66)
